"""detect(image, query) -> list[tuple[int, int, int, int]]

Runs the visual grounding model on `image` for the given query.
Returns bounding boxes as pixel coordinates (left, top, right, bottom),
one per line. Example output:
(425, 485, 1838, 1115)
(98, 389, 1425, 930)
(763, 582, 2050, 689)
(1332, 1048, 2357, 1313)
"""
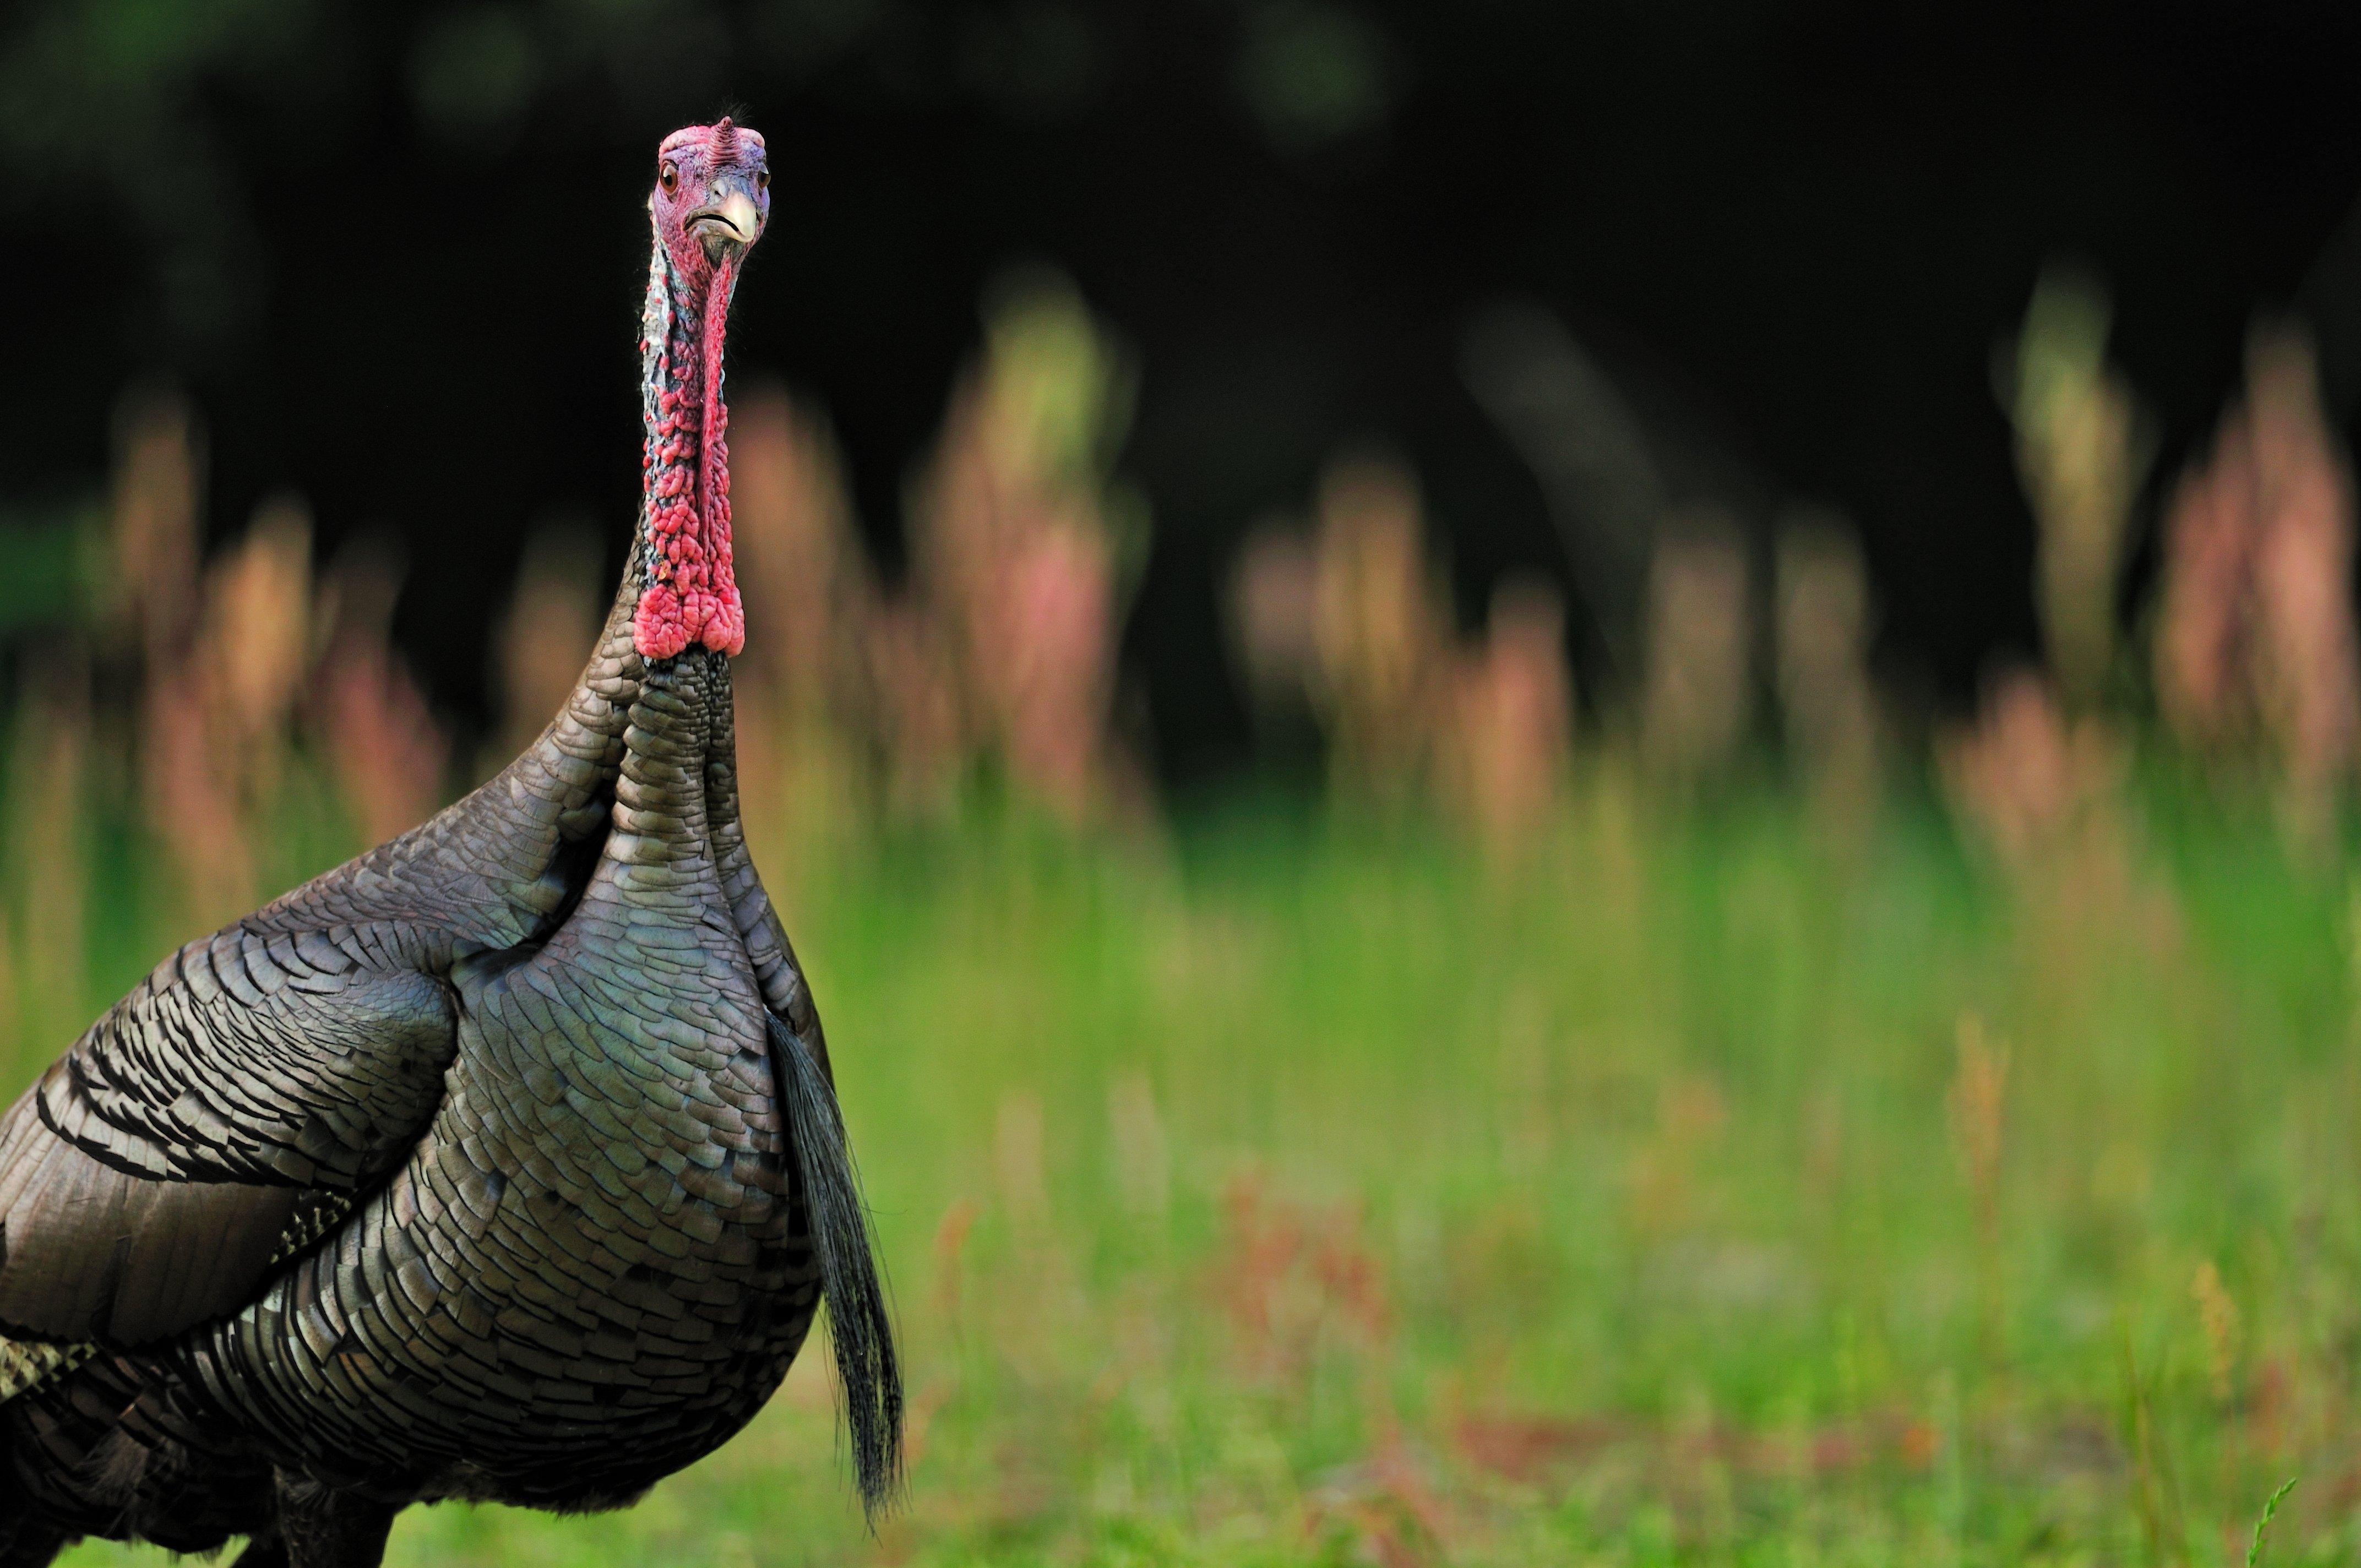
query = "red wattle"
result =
(633, 584, 689, 660)
(635, 250, 746, 661)
(695, 251, 745, 658)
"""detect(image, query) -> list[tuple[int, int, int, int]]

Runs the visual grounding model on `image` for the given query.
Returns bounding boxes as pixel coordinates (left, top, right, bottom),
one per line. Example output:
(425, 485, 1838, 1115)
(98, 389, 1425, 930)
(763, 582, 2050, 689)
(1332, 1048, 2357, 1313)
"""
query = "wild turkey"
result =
(0, 118, 899, 1567)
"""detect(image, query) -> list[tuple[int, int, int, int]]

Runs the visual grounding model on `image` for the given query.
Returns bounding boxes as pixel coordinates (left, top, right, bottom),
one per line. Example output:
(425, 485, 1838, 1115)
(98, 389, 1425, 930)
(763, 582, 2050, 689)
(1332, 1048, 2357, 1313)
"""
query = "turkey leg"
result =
(244, 1473, 396, 1568)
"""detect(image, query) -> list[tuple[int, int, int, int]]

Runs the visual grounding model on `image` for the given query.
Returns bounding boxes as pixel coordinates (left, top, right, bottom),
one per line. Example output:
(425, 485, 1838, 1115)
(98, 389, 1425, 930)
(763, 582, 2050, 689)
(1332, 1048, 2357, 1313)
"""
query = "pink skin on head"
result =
(634, 118, 770, 661)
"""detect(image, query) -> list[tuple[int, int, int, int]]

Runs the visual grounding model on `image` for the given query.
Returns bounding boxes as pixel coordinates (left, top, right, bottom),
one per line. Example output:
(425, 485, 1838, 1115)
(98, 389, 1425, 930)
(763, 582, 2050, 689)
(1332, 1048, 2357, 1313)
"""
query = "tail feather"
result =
(768, 1015, 902, 1520)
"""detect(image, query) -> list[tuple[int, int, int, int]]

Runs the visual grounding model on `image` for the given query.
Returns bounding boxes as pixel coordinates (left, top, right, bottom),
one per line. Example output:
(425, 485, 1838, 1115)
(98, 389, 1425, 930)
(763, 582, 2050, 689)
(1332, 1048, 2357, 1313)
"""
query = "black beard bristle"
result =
(767, 1012, 903, 1523)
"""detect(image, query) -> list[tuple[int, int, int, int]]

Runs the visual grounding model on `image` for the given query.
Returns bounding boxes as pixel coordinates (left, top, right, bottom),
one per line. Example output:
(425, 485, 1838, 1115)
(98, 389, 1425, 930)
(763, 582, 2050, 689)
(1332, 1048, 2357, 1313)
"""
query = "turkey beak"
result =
(688, 178, 763, 260)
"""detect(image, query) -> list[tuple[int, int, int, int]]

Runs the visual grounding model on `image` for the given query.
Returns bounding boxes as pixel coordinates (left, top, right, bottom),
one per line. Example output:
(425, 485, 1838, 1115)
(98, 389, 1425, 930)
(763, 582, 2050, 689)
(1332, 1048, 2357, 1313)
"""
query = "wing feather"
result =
(0, 923, 456, 1347)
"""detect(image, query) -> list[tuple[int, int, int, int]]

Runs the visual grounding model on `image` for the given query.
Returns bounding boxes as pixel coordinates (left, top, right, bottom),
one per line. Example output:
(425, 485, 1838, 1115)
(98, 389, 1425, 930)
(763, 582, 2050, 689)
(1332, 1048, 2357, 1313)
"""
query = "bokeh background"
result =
(9, 3, 2361, 1564)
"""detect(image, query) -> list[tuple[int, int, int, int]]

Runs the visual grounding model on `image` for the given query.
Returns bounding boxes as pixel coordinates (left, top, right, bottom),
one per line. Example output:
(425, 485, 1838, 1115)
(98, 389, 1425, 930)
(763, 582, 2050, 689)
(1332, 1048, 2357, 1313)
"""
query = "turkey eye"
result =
(754, 168, 769, 192)
(659, 162, 679, 193)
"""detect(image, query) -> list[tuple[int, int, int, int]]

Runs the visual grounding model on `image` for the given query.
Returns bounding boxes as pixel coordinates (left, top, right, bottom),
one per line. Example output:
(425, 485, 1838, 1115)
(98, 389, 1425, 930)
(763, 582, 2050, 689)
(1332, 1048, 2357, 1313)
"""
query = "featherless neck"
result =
(633, 237, 746, 660)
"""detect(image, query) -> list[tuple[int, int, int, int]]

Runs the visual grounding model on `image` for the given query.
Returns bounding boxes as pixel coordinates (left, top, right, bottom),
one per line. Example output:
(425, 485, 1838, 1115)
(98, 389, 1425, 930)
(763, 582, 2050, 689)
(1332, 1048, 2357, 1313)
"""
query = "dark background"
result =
(2, 1, 2355, 784)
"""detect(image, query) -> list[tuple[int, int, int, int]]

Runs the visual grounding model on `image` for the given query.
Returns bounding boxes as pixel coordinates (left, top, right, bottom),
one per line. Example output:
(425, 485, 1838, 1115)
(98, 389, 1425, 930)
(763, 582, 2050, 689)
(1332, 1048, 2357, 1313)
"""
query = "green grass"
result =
(31, 766, 2361, 1565)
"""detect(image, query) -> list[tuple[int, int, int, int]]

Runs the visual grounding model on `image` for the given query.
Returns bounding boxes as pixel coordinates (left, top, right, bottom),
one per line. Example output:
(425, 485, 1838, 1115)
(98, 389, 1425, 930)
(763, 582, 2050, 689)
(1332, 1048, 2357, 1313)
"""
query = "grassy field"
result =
(28, 765, 2361, 1566)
